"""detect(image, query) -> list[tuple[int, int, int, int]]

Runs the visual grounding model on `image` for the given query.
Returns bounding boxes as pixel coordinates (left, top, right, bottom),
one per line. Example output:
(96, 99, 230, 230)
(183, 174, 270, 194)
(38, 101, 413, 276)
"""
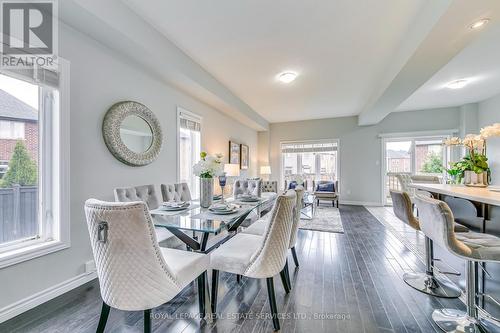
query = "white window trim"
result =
(0, 59, 70, 269)
(176, 106, 202, 192)
(279, 138, 341, 192)
(380, 130, 457, 206)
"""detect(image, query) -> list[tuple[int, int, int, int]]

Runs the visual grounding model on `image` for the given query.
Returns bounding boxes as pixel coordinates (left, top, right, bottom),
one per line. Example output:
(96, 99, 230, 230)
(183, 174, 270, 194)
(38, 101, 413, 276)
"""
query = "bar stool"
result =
(415, 195, 500, 333)
(390, 190, 468, 298)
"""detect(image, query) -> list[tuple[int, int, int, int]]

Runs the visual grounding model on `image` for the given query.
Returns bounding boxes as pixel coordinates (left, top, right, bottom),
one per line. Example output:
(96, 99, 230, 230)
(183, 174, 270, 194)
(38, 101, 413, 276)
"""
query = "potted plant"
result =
(443, 123, 500, 187)
(193, 152, 224, 207)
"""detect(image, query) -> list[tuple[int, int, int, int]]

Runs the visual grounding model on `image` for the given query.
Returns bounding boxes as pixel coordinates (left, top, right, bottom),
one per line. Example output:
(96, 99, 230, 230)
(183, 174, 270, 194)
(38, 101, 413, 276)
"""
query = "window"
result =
(0, 62, 70, 268)
(0, 120, 25, 139)
(178, 108, 201, 199)
(383, 135, 450, 205)
(281, 140, 339, 191)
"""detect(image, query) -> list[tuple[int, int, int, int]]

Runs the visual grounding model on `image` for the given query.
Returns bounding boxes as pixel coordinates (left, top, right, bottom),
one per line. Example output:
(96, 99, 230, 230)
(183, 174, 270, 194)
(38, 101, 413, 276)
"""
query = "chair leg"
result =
(197, 272, 206, 319)
(211, 269, 219, 313)
(266, 277, 280, 331)
(237, 274, 241, 284)
(96, 302, 111, 333)
(291, 246, 299, 267)
(284, 260, 292, 289)
(144, 309, 151, 333)
(332, 200, 335, 207)
(279, 266, 291, 294)
(403, 236, 461, 298)
(432, 260, 500, 332)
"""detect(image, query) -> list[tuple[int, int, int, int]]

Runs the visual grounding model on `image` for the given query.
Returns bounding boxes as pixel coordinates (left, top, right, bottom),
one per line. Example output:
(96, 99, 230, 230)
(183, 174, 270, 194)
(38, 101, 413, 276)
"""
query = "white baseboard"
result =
(340, 200, 383, 206)
(0, 271, 97, 323)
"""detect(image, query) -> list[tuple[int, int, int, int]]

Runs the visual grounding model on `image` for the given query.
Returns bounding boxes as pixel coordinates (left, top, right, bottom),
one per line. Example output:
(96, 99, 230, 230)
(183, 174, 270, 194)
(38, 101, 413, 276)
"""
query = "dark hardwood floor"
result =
(0, 205, 465, 332)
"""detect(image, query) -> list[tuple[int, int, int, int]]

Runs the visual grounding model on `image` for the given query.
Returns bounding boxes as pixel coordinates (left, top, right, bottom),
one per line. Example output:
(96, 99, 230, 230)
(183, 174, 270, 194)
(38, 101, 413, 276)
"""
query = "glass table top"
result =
(151, 194, 276, 234)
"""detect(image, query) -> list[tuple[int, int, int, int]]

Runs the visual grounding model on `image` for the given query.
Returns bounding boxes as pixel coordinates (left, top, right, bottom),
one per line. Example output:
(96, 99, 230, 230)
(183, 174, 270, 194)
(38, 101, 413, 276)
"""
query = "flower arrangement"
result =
(443, 124, 500, 184)
(192, 152, 224, 178)
(481, 123, 500, 138)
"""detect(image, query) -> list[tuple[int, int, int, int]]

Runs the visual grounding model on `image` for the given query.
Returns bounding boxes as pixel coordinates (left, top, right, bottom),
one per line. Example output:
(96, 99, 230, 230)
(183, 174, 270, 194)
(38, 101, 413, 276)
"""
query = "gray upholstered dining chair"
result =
(261, 180, 278, 193)
(84, 199, 210, 333)
(233, 179, 262, 197)
(161, 182, 192, 202)
(444, 196, 485, 232)
(415, 195, 500, 332)
(113, 184, 180, 248)
(210, 190, 297, 331)
(242, 185, 304, 271)
(390, 190, 468, 298)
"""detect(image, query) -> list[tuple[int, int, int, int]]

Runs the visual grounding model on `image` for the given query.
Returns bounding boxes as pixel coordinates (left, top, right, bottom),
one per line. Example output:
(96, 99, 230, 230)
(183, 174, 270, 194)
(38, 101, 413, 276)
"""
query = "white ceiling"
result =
(397, 22, 500, 111)
(123, 0, 428, 123)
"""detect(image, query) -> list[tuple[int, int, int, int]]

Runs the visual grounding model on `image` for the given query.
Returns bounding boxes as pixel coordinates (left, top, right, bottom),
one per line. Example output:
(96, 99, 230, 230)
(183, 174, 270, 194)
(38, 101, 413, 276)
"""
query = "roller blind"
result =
(0, 56, 59, 88)
(281, 141, 337, 153)
(179, 112, 201, 132)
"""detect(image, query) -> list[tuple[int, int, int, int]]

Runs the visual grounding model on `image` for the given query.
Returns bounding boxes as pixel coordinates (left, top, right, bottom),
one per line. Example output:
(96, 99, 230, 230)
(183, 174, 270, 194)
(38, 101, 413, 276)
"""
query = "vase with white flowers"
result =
(193, 152, 224, 207)
(443, 123, 500, 187)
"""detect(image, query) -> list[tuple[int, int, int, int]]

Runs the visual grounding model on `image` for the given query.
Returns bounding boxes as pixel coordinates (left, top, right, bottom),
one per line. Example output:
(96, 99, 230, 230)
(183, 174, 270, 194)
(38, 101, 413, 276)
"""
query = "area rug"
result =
(299, 206, 344, 233)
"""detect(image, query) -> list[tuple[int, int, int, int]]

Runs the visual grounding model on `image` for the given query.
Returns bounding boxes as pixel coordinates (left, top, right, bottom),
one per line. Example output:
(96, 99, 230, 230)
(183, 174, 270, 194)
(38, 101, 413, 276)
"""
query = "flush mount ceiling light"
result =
(470, 18, 490, 29)
(278, 72, 298, 83)
(446, 79, 469, 89)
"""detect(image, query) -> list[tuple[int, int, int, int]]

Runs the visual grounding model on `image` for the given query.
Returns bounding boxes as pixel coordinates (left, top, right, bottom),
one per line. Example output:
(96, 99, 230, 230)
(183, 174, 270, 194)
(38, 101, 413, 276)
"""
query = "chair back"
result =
(114, 184, 160, 210)
(244, 190, 296, 278)
(285, 180, 308, 191)
(289, 185, 304, 248)
(395, 174, 413, 194)
(233, 179, 262, 197)
(313, 180, 338, 192)
(161, 183, 192, 202)
(84, 199, 181, 311)
(261, 180, 278, 193)
(414, 195, 471, 259)
(390, 190, 419, 230)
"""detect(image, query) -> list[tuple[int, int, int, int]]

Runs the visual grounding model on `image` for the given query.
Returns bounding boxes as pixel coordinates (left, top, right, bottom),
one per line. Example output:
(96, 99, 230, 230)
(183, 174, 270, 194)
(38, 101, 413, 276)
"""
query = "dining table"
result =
(150, 192, 277, 253)
(149, 192, 277, 321)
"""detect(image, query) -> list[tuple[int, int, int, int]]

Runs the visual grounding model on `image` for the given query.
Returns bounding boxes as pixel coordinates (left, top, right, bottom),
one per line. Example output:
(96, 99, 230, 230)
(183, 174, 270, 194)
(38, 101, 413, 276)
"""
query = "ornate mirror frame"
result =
(102, 101, 163, 166)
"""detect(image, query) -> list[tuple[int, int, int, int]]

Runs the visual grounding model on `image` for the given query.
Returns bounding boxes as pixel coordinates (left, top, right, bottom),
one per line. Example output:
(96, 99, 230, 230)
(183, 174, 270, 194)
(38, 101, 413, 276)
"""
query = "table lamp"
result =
(260, 165, 271, 180)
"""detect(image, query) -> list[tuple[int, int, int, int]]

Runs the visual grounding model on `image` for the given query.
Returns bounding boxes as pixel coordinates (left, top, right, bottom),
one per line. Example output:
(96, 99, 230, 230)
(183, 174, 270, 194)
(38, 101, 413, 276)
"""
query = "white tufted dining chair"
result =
(84, 199, 209, 333)
(161, 182, 192, 202)
(113, 184, 180, 247)
(242, 185, 304, 270)
(210, 190, 296, 331)
(233, 179, 262, 197)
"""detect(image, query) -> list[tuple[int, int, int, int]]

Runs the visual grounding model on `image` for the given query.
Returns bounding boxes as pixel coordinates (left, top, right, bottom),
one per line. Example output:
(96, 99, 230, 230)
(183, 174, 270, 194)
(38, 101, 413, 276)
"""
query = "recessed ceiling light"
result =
(446, 79, 469, 89)
(278, 72, 297, 83)
(470, 18, 490, 29)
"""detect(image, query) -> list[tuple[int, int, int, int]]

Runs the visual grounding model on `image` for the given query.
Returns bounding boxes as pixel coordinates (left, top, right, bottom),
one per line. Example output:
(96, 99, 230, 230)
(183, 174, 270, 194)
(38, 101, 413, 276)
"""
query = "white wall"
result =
(267, 107, 463, 205)
(478, 93, 500, 185)
(0, 23, 258, 311)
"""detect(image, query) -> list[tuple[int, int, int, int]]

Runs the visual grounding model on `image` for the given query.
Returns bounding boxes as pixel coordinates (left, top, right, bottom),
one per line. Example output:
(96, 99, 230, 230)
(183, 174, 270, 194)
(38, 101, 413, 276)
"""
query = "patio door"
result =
(382, 136, 448, 205)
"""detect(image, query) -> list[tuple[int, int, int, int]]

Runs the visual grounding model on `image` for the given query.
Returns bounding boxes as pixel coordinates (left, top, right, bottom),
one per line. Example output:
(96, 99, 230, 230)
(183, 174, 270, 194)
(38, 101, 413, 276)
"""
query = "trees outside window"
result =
(0, 141, 37, 188)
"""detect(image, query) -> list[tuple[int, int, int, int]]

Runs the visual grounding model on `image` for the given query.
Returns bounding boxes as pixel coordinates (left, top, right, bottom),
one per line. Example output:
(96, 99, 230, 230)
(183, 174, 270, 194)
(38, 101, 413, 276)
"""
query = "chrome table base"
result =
(403, 272, 462, 298)
(432, 308, 500, 333)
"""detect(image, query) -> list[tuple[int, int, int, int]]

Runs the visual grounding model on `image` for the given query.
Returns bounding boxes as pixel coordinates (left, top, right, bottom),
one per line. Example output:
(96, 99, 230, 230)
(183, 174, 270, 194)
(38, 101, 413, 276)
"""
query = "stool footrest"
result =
(403, 272, 461, 298)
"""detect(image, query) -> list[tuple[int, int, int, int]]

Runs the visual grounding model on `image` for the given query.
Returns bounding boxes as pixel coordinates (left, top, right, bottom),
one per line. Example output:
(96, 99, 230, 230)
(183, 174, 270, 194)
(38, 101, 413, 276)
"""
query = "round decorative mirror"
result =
(120, 115, 153, 153)
(102, 101, 162, 166)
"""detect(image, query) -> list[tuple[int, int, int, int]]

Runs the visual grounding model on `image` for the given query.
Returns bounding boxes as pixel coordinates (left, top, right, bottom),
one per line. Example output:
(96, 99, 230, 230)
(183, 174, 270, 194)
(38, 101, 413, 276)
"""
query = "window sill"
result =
(0, 240, 70, 269)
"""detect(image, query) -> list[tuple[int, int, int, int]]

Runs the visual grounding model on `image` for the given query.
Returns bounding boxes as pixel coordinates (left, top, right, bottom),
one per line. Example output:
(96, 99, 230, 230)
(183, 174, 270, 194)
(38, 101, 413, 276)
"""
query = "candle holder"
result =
(219, 174, 227, 202)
